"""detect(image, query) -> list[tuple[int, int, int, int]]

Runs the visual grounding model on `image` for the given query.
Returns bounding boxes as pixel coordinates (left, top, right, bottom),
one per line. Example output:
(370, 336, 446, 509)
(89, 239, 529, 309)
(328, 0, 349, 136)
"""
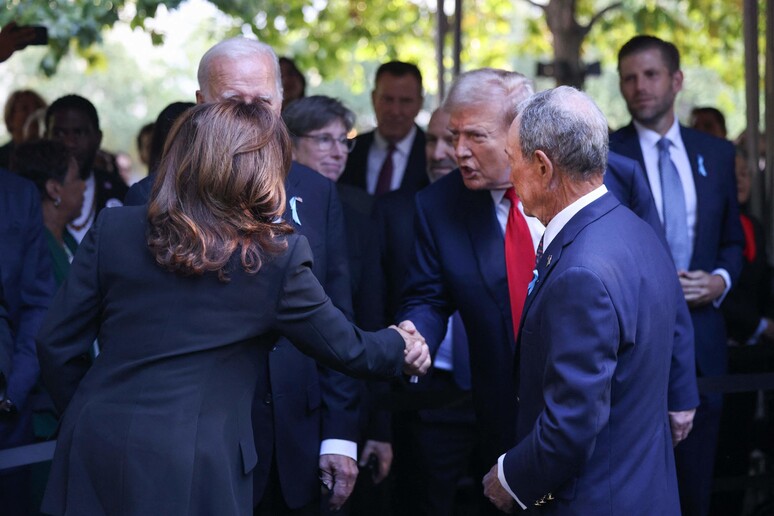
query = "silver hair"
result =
(517, 86, 608, 181)
(443, 68, 534, 129)
(197, 38, 283, 100)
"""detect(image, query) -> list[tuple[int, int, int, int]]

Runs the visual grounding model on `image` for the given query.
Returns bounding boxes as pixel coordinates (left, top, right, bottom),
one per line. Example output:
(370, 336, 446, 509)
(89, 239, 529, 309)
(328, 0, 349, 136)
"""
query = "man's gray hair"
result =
(517, 86, 608, 180)
(443, 68, 534, 129)
(197, 37, 283, 99)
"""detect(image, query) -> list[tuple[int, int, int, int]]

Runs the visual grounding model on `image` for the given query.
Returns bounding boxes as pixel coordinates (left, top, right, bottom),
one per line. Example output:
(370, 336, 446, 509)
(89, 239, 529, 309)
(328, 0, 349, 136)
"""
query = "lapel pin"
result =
(289, 196, 303, 225)
(697, 154, 707, 177)
(546, 255, 552, 266)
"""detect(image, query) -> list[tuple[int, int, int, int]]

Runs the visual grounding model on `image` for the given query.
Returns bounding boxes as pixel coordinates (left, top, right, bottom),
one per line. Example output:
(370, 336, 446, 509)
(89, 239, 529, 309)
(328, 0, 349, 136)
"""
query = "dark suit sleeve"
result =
(668, 294, 700, 411)
(318, 184, 363, 442)
(8, 188, 54, 410)
(36, 212, 104, 413)
(397, 194, 454, 354)
(274, 237, 404, 380)
(0, 282, 11, 401)
(715, 147, 745, 285)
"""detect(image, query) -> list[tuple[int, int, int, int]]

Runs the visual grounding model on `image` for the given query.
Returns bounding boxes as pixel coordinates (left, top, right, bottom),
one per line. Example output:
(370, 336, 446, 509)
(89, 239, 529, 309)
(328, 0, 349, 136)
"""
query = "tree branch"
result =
(523, 0, 548, 12)
(582, 2, 622, 35)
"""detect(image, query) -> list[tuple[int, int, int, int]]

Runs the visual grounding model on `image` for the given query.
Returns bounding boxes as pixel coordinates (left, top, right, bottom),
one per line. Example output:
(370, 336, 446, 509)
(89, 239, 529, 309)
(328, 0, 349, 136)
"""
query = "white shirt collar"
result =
(542, 184, 608, 251)
(633, 118, 685, 153)
(374, 125, 417, 155)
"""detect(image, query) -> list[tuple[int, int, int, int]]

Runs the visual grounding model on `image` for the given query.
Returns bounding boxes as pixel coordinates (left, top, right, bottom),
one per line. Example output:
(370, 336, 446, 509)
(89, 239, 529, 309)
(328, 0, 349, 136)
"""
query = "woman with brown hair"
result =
(36, 100, 429, 516)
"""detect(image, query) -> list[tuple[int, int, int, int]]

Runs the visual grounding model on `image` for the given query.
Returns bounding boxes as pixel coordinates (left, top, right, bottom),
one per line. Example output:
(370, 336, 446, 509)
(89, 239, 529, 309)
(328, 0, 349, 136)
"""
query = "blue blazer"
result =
(503, 193, 683, 515)
(610, 124, 744, 376)
(0, 169, 54, 447)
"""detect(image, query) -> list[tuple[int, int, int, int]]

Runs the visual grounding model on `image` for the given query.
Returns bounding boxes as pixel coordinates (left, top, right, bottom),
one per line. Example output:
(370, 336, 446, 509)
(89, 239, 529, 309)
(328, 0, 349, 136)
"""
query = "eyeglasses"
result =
(298, 134, 356, 153)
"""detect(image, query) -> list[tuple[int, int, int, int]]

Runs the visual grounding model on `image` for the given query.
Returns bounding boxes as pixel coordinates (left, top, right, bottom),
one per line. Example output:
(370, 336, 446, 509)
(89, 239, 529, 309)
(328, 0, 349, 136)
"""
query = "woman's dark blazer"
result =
(35, 206, 404, 516)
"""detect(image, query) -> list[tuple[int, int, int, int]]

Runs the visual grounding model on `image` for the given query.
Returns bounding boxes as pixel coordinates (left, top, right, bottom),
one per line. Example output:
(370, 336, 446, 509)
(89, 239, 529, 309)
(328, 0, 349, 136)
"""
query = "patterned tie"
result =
(375, 143, 396, 195)
(657, 137, 692, 270)
(504, 188, 535, 337)
(534, 235, 544, 266)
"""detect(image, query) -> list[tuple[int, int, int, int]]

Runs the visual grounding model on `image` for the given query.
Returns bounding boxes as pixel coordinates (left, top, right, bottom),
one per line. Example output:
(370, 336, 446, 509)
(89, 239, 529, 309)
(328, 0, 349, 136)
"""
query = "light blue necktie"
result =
(657, 137, 692, 270)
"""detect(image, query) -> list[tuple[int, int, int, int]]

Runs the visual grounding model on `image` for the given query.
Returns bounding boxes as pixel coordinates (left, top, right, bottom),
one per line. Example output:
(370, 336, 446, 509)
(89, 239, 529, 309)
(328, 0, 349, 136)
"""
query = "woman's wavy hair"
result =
(147, 100, 294, 281)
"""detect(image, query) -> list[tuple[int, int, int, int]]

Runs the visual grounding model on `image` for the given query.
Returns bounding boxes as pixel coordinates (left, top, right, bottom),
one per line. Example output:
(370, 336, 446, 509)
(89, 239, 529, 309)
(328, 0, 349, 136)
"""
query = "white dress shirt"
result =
(365, 126, 417, 195)
(633, 119, 731, 301)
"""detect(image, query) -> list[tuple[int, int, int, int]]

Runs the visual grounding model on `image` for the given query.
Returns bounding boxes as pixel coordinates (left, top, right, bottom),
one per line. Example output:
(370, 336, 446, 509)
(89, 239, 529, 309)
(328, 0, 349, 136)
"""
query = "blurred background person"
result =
(45, 94, 128, 241)
(340, 61, 428, 196)
(136, 122, 154, 172)
(711, 137, 774, 515)
(124, 102, 195, 206)
(1, 89, 46, 168)
(279, 56, 306, 111)
(21, 107, 47, 143)
(11, 140, 85, 286)
(690, 106, 728, 140)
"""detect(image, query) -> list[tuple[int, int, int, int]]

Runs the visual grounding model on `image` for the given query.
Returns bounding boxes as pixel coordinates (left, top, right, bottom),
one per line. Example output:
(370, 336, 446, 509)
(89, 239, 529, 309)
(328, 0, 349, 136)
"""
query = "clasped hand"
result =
(391, 320, 431, 377)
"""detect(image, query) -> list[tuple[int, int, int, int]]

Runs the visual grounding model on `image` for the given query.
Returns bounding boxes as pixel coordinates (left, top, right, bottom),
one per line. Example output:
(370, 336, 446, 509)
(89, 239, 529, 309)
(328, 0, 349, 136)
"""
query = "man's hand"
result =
(358, 440, 393, 484)
(668, 408, 696, 447)
(319, 453, 358, 510)
(393, 320, 431, 377)
(0, 22, 36, 63)
(483, 463, 516, 513)
(679, 270, 725, 307)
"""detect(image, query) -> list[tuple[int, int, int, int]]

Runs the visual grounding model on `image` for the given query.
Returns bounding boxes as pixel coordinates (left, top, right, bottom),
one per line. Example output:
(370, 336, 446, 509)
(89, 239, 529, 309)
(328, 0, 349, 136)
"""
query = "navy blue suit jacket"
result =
(610, 124, 744, 376)
(339, 127, 429, 194)
(503, 193, 682, 515)
(0, 169, 54, 447)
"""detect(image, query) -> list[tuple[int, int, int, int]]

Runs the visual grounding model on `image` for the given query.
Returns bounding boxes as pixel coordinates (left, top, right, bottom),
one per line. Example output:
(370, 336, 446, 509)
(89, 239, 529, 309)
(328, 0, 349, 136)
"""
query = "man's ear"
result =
(195, 90, 205, 104)
(534, 149, 554, 184)
(45, 178, 61, 202)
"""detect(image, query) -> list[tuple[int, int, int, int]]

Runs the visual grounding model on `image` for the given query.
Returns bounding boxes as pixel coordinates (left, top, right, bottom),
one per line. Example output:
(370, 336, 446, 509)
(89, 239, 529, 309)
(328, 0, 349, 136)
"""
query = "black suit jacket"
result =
(36, 206, 404, 516)
(93, 166, 129, 212)
(339, 127, 429, 194)
(115, 163, 362, 508)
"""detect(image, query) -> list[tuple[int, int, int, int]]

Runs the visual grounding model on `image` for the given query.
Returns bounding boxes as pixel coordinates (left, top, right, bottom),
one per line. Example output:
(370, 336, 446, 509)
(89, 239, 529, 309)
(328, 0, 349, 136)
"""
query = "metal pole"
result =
(453, 0, 462, 78)
(437, 0, 446, 105)
(766, 0, 774, 262)
(744, 0, 762, 219)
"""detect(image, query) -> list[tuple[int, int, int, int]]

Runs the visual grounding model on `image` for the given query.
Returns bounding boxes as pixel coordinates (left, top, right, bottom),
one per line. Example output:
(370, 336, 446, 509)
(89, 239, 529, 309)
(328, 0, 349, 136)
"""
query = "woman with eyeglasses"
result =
(282, 95, 357, 183)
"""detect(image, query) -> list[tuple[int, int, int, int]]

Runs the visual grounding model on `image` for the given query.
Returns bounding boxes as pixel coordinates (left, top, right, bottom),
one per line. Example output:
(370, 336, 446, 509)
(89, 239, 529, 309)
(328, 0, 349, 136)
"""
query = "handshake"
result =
(390, 320, 431, 377)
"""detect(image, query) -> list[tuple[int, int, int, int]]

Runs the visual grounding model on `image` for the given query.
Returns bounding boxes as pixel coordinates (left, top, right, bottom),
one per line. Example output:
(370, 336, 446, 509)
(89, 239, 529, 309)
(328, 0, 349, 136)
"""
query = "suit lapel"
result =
(680, 126, 705, 268)
(462, 188, 511, 321)
(615, 124, 648, 180)
(520, 193, 621, 326)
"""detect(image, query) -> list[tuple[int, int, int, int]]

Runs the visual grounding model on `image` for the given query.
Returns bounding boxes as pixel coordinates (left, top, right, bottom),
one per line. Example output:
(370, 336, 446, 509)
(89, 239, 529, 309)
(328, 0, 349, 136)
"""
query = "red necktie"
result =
(504, 188, 535, 337)
(375, 144, 395, 196)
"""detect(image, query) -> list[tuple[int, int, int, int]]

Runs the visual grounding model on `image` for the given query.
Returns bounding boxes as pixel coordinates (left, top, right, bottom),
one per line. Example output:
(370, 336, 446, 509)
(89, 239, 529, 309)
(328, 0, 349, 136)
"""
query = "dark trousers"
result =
(254, 457, 318, 516)
(675, 392, 723, 516)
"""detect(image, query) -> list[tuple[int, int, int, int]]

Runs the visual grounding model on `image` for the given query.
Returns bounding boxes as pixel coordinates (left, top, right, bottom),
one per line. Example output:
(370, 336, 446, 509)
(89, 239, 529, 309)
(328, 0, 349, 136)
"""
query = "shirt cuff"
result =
(711, 268, 732, 307)
(746, 318, 768, 346)
(319, 439, 357, 461)
(498, 453, 527, 510)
